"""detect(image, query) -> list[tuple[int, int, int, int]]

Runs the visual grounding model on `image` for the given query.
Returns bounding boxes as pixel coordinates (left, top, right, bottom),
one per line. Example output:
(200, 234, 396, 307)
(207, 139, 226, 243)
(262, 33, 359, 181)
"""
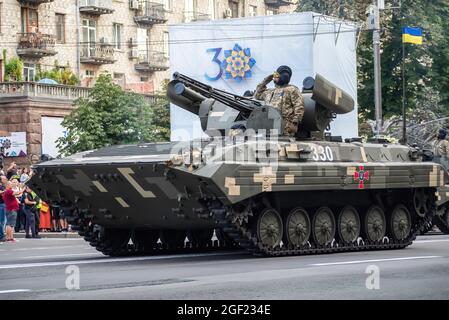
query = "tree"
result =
(56, 74, 168, 156)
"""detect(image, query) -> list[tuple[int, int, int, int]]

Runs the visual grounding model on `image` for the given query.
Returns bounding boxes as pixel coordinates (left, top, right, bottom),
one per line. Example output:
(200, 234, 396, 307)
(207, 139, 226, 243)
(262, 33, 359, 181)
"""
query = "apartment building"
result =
(0, 0, 297, 94)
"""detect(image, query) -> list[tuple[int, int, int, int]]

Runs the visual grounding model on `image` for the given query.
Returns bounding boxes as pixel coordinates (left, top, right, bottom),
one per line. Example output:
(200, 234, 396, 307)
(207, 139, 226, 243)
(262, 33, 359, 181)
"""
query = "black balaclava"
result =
(438, 129, 447, 140)
(274, 65, 292, 86)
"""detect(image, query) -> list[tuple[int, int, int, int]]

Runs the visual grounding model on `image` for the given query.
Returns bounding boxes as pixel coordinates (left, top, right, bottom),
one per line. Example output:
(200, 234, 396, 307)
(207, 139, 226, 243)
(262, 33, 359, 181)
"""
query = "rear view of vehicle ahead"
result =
(28, 73, 449, 256)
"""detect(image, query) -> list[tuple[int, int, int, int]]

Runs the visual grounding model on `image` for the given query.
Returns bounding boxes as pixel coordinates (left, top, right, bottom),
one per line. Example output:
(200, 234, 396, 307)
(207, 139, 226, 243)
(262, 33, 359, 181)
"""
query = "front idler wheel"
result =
(284, 207, 310, 247)
(312, 207, 336, 246)
(389, 205, 412, 241)
(256, 208, 283, 248)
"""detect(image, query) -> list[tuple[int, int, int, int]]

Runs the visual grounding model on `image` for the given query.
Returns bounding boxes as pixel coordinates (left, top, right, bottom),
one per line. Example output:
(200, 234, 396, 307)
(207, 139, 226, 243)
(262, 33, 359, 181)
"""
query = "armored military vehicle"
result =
(28, 73, 449, 256)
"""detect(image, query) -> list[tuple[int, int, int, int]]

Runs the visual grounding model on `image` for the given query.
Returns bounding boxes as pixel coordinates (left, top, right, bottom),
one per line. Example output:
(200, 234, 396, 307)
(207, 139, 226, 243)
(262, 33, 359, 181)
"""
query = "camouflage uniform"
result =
(433, 139, 449, 157)
(255, 76, 305, 136)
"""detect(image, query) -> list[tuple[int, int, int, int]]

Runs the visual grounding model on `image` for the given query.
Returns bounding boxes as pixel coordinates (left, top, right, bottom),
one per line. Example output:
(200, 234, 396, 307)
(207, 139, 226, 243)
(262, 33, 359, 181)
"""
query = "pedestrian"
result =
(0, 175, 7, 242)
(23, 186, 40, 238)
(254, 65, 305, 137)
(20, 167, 30, 183)
(433, 128, 449, 157)
(6, 162, 17, 180)
(39, 201, 51, 232)
(2, 181, 19, 242)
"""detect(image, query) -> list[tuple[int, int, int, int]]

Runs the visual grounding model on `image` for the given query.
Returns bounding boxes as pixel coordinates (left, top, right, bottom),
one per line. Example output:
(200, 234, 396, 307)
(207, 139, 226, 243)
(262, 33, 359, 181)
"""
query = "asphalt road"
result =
(0, 235, 448, 300)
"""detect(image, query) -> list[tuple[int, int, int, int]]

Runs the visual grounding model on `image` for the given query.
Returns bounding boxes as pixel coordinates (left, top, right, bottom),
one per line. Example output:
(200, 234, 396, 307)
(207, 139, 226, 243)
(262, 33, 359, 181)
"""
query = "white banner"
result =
(41, 116, 67, 158)
(0, 132, 27, 157)
(169, 12, 359, 140)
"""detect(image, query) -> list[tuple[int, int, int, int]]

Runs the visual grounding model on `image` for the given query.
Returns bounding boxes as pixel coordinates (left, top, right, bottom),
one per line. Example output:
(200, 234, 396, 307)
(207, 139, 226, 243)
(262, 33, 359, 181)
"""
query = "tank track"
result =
(67, 193, 435, 257)
(210, 204, 434, 257)
(68, 210, 233, 256)
(434, 214, 449, 234)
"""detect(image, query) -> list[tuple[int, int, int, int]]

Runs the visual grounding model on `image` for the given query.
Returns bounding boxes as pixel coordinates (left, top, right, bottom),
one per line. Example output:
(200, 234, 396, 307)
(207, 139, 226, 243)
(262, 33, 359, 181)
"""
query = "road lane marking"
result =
(309, 256, 442, 267)
(414, 239, 449, 243)
(0, 251, 245, 270)
(21, 253, 100, 259)
(0, 289, 31, 294)
(10, 245, 87, 252)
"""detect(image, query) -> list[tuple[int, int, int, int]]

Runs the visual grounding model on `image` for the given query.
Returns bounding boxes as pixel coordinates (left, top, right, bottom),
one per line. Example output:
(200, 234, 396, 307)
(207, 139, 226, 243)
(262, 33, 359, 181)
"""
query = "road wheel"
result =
(98, 228, 132, 256)
(256, 208, 283, 248)
(312, 207, 336, 246)
(284, 207, 310, 247)
(160, 230, 186, 249)
(132, 229, 159, 254)
(413, 188, 431, 218)
(337, 206, 360, 244)
(389, 205, 412, 241)
(187, 229, 214, 247)
(363, 206, 386, 242)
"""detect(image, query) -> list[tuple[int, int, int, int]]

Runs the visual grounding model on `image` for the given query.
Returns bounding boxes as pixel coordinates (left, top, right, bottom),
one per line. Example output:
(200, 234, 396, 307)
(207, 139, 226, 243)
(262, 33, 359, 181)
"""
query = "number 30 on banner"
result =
(204, 48, 223, 81)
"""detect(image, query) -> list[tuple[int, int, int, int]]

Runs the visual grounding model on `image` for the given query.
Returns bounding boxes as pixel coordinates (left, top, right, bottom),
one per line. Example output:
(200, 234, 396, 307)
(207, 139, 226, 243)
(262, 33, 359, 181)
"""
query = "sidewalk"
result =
(14, 232, 81, 239)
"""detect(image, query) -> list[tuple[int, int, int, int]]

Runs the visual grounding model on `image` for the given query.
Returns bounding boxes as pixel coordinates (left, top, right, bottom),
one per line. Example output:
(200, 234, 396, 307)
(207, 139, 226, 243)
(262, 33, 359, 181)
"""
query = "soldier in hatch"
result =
(254, 65, 305, 137)
(433, 128, 449, 157)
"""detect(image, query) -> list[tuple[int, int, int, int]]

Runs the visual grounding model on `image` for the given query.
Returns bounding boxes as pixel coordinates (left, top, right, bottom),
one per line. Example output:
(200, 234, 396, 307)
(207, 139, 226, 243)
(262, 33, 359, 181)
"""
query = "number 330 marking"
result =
(311, 146, 334, 161)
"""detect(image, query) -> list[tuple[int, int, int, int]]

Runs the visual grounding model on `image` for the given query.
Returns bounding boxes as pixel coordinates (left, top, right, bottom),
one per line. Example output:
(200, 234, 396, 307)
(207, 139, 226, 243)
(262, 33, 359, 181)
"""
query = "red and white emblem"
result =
(354, 165, 370, 189)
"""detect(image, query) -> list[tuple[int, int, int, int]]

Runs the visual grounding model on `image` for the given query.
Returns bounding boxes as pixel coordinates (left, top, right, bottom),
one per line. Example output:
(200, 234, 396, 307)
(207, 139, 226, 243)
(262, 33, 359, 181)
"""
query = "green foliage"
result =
(297, 0, 449, 134)
(56, 73, 168, 156)
(36, 62, 79, 85)
(2, 50, 24, 82)
(146, 80, 170, 142)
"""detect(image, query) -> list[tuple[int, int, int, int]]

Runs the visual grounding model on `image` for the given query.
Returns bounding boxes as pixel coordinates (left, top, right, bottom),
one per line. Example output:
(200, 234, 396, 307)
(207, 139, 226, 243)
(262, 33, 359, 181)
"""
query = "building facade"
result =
(0, 0, 296, 165)
(0, 0, 297, 94)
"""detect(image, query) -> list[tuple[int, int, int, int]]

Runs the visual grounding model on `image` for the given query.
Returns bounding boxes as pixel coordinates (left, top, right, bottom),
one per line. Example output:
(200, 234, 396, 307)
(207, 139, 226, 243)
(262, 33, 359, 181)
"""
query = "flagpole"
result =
(402, 40, 407, 145)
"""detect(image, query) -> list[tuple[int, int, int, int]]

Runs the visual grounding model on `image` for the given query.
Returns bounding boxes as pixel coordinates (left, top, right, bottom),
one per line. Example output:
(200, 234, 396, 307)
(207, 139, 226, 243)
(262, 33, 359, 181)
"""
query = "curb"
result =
(14, 232, 81, 239)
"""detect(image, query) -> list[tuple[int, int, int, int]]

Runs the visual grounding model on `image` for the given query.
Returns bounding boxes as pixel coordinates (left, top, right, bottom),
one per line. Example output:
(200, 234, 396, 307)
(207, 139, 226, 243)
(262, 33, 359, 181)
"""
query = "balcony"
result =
(135, 51, 169, 72)
(264, 0, 294, 7)
(0, 82, 159, 103)
(79, 0, 114, 15)
(183, 11, 211, 23)
(134, 1, 167, 26)
(17, 33, 56, 58)
(0, 82, 90, 102)
(17, 0, 54, 5)
(80, 43, 115, 65)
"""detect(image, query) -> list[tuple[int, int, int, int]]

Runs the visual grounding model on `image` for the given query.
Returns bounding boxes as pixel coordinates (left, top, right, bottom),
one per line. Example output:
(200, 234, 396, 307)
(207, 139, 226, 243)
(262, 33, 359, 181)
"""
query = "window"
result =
(82, 19, 96, 57)
(163, 32, 169, 58)
(85, 70, 95, 77)
(163, 0, 171, 11)
(113, 73, 125, 87)
(184, 0, 197, 22)
(23, 63, 36, 81)
(266, 8, 277, 16)
(0, 2, 3, 34)
(229, 1, 238, 18)
(208, 0, 215, 20)
(249, 5, 257, 17)
(55, 14, 65, 43)
(21, 7, 38, 33)
(113, 23, 122, 49)
(140, 76, 149, 82)
(137, 27, 149, 61)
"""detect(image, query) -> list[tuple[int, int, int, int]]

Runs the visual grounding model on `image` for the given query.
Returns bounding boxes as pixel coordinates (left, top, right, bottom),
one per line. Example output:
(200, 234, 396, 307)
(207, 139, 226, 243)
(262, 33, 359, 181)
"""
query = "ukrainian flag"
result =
(402, 27, 423, 45)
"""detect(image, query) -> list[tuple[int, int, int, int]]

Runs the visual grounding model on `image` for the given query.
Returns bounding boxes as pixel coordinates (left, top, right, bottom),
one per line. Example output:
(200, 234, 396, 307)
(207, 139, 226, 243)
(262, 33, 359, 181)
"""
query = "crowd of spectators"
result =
(0, 162, 71, 243)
